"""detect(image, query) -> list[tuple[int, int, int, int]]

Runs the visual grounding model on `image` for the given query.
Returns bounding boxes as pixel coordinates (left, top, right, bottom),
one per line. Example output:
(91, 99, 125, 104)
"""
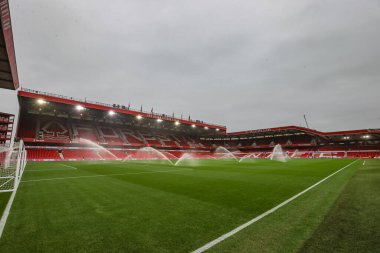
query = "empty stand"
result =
(27, 149, 61, 161)
(62, 149, 100, 160)
(17, 113, 380, 161)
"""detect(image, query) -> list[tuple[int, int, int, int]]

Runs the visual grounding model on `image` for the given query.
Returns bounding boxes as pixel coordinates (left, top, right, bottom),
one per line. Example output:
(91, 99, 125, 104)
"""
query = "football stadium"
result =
(1, 1, 380, 252)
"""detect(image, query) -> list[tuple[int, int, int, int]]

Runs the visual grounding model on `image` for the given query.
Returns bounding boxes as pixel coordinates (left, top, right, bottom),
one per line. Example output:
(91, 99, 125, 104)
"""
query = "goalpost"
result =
(0, 140, 27, 193)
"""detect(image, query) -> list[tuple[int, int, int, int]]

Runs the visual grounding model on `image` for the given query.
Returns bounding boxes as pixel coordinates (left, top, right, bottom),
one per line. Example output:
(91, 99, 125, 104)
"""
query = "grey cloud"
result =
(1, 0, 379, 132)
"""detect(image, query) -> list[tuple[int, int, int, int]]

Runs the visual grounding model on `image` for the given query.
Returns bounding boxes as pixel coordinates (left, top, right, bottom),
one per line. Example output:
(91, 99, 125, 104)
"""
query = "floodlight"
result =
(362, 135, 370, 139)
(108, 110, 115, 116)
(136, 115, 143, 120)
(191, 124, 196, 128)
(157, 119, 163, 123)
(37, 99, 46, 105)
(175, 121, 180, 126)
(343, 136, 350, 140)
(204, 127, 209, 130)
(76, 105, 85, 111)
(216, 128, 220, 132)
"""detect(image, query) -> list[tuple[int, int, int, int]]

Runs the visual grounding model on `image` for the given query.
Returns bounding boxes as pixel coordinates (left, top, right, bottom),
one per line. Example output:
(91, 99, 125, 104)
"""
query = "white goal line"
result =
(26, 164, 78, 172)
(191, 159, 359, 253)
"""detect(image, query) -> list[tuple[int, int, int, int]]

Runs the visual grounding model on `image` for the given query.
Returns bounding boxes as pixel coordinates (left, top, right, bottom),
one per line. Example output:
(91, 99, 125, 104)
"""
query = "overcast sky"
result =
(1, 0, 379, 132)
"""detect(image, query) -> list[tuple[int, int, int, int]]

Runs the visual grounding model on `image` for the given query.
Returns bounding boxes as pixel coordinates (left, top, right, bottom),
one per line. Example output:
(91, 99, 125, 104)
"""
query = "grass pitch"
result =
(0, 158, 375, 252)
(300, 159, 380, 252)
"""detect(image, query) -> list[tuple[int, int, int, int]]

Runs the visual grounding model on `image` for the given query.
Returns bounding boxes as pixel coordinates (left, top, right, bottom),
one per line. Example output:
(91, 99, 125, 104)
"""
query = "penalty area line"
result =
(191, 159, 359, 253)
(21, 168, 192, 183)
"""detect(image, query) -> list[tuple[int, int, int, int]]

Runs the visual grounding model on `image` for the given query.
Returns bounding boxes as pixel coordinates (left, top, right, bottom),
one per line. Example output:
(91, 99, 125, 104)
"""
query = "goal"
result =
(0, 141, 27, 193)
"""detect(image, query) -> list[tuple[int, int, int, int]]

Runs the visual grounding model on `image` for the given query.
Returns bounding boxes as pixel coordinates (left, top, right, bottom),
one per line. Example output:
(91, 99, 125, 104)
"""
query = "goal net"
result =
(0, 141, 27, 193)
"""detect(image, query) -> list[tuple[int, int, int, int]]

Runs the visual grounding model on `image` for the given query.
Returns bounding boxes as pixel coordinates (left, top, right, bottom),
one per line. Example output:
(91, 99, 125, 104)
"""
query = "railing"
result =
(20, 88, 226, 128)
(0, 119, 12, 124)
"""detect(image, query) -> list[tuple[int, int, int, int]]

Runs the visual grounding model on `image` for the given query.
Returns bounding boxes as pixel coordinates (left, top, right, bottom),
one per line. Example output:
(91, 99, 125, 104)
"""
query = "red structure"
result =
(18, 88, 226, 132)
(0, 0, 19, 90)
(16, 88, 380, 161)
(204, 126, 380, 159)
(0, 112, 14, 146)
(17, 89, 222, 161)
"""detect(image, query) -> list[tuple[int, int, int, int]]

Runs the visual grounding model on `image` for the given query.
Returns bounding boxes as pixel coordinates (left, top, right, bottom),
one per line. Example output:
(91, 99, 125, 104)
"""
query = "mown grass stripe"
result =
(21, 168, 192, 183)
(191, 159, 359, 253)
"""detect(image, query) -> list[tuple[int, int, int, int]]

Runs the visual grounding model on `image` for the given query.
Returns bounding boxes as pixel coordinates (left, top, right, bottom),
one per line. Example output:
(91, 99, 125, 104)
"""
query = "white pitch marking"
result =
(21, 168, 192, 183)
(191, 159, 359, 253)
(27, 164, 78, 172)
(59, 164, 78, 170)
(27, 169, 71, 172)
(363, 161, 366, 166)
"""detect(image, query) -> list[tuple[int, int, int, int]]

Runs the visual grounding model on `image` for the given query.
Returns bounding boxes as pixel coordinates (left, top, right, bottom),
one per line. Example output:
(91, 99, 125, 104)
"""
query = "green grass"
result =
(0, 192, 11, 217)
(0, 158, 375, 252)
(300, 159, 380, 252)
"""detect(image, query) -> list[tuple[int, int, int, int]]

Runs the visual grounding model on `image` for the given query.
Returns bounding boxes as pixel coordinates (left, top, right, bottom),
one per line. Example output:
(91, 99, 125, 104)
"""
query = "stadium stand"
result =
(27, 149, 61, 160)
(16, 89, 380, 161)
